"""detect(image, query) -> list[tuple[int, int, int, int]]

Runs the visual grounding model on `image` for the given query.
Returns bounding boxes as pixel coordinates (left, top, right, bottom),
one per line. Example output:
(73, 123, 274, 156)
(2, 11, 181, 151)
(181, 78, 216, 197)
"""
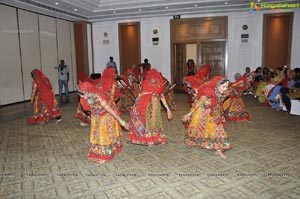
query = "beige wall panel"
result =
(57, 19, 74, 91)
(18, 10, 41, 100)
(0, 5, 23, 105)
(39, 15, 58, 94)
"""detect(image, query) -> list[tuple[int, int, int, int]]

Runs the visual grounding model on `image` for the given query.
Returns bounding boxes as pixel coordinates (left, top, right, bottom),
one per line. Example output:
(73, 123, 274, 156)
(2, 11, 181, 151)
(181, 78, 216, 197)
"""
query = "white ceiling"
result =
(1, 0, 299, 22)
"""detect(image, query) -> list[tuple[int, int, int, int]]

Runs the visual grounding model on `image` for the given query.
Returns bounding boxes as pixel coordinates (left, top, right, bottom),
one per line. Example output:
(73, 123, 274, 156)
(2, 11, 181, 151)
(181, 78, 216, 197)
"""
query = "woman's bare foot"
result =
(216, 150, 226, 159)
(80, 122, 89, 127)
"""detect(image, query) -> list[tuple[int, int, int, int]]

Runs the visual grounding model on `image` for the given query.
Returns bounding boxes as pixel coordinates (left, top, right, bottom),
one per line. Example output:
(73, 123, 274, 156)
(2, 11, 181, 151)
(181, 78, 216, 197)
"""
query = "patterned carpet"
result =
(0, 94, 300, 199)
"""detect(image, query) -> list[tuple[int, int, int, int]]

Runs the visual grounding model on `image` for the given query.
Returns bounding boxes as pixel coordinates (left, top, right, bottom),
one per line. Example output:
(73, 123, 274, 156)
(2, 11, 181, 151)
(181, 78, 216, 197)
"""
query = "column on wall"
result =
(74, 21, 90, 79)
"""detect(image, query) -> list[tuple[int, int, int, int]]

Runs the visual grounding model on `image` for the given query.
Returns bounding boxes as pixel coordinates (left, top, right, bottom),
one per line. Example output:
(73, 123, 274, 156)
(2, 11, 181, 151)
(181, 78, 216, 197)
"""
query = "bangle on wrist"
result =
(120, 120, 126, 126)
(166, 106, 170, 111)
(103, 104, 109, 109)
(188, 112, 193, 116)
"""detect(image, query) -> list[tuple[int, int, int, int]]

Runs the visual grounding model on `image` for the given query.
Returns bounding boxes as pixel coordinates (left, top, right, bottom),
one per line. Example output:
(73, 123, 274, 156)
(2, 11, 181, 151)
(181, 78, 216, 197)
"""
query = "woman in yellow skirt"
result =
(182, 76, 232, 159)
(78, 80, 129, 164)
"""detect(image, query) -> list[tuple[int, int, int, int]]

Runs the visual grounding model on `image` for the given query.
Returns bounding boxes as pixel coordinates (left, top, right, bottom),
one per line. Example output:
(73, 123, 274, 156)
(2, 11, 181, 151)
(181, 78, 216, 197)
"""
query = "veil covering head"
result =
(78, 71, 95, 84)
(77, 81, 111, 113)
(123, 68, 136, 85)
(97, 68, 119, 99)
(196, 76, 229, 111)
(137, 68, 165, 121)
(31, 69, 52, 91)
(141, 68, 165, 94)
(183, 75, 203, 96)
(125, 68, 134, 76)
(78, 81, 101, 95)
(32, 69, 43, 78)
(196, 64, 210, 80)
(230, 76, 247, 93)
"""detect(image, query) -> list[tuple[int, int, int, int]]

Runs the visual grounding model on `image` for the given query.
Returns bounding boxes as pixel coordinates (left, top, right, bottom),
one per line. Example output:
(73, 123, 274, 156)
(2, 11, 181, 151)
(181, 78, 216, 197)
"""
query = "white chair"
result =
(290, 100, 300, 115)
(283, 100, 300, 115)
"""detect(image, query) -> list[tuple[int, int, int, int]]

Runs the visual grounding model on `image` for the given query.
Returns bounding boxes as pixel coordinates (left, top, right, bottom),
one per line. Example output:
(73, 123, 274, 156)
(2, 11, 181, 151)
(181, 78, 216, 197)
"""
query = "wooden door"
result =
(119, 22, 141, 75)
(74, 22, 89, 77)
(263, 13, 293, 70)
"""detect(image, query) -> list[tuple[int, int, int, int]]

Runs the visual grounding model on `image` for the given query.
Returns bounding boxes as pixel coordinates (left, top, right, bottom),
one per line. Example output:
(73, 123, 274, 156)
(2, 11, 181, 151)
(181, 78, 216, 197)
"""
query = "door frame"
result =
(170, 16, 227, 87)
(262, 12, 293, 69)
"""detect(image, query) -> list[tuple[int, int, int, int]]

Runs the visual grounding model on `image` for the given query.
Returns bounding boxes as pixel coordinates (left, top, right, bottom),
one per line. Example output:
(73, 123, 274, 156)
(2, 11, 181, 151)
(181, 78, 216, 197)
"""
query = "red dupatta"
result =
(78, 71, 95, 84)
(137, 68, 165, 120)
(196, 76, 228, 115)
(229, 76, 247, 94)
(78, 81, 108, 112)
(32, 69, 52, 92)
(195, 64, 210, 80)
(97, 68, 120, 101)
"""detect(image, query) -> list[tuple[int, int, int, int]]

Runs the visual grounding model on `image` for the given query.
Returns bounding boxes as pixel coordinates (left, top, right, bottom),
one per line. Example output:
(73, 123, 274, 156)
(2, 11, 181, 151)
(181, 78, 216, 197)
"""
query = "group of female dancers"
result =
(27, 63, 255, 163)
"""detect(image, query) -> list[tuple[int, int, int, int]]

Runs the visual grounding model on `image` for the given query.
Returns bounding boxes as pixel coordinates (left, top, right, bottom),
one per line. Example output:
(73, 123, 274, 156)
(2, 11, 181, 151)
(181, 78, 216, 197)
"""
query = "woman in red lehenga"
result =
(27, 69, 61, 124)
(78, 81, 129, 164)
(75, 71, 96, 126)
(118, 68, 139, 112)
(127, 68, 173, 146)
(182, 76, 232, 159)
(223, 75, 252, 122)
(97, 68, 120, 107)
(183, 64, 210, 105)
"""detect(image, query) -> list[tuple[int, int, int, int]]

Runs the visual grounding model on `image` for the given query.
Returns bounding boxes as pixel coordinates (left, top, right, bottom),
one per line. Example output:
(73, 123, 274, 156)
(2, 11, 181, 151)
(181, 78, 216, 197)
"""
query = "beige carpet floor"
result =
(0, 94, 300, 199)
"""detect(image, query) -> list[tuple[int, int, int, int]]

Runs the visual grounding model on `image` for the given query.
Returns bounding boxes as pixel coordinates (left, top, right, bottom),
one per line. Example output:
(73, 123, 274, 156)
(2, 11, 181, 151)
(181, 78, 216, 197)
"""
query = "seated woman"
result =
(182, 76, 232, 159)
(267, 66, 290, 110)
(256, 67, 284, 104)
(261, 67, 270, 82)
(280, 68, 300, 115)
(242, 67, 251, 78)
(223, 75, 252, 122)
(78, 81, 129, 164)
(27, 69, 61, 125)
(253, 67, 264, 98)
(127, 68, 173, 146)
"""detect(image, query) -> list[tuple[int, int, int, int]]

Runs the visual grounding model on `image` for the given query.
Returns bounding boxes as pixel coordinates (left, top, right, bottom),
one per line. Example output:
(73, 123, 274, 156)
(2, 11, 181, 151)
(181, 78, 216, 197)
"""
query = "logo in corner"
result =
(249, 1, 261, 13)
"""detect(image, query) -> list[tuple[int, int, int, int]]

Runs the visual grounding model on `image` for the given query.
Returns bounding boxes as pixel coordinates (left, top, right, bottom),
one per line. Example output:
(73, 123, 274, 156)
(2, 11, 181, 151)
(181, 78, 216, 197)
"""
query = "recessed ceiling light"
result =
(225, 2, 228, 4)
(55, 2, 59, 5)
(194, 4, 198, 7)
(113, 11, 116, 14)
(165, 6, 168, 9)
(139, 8, 142, 11)
(74, 8, 77, 11)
